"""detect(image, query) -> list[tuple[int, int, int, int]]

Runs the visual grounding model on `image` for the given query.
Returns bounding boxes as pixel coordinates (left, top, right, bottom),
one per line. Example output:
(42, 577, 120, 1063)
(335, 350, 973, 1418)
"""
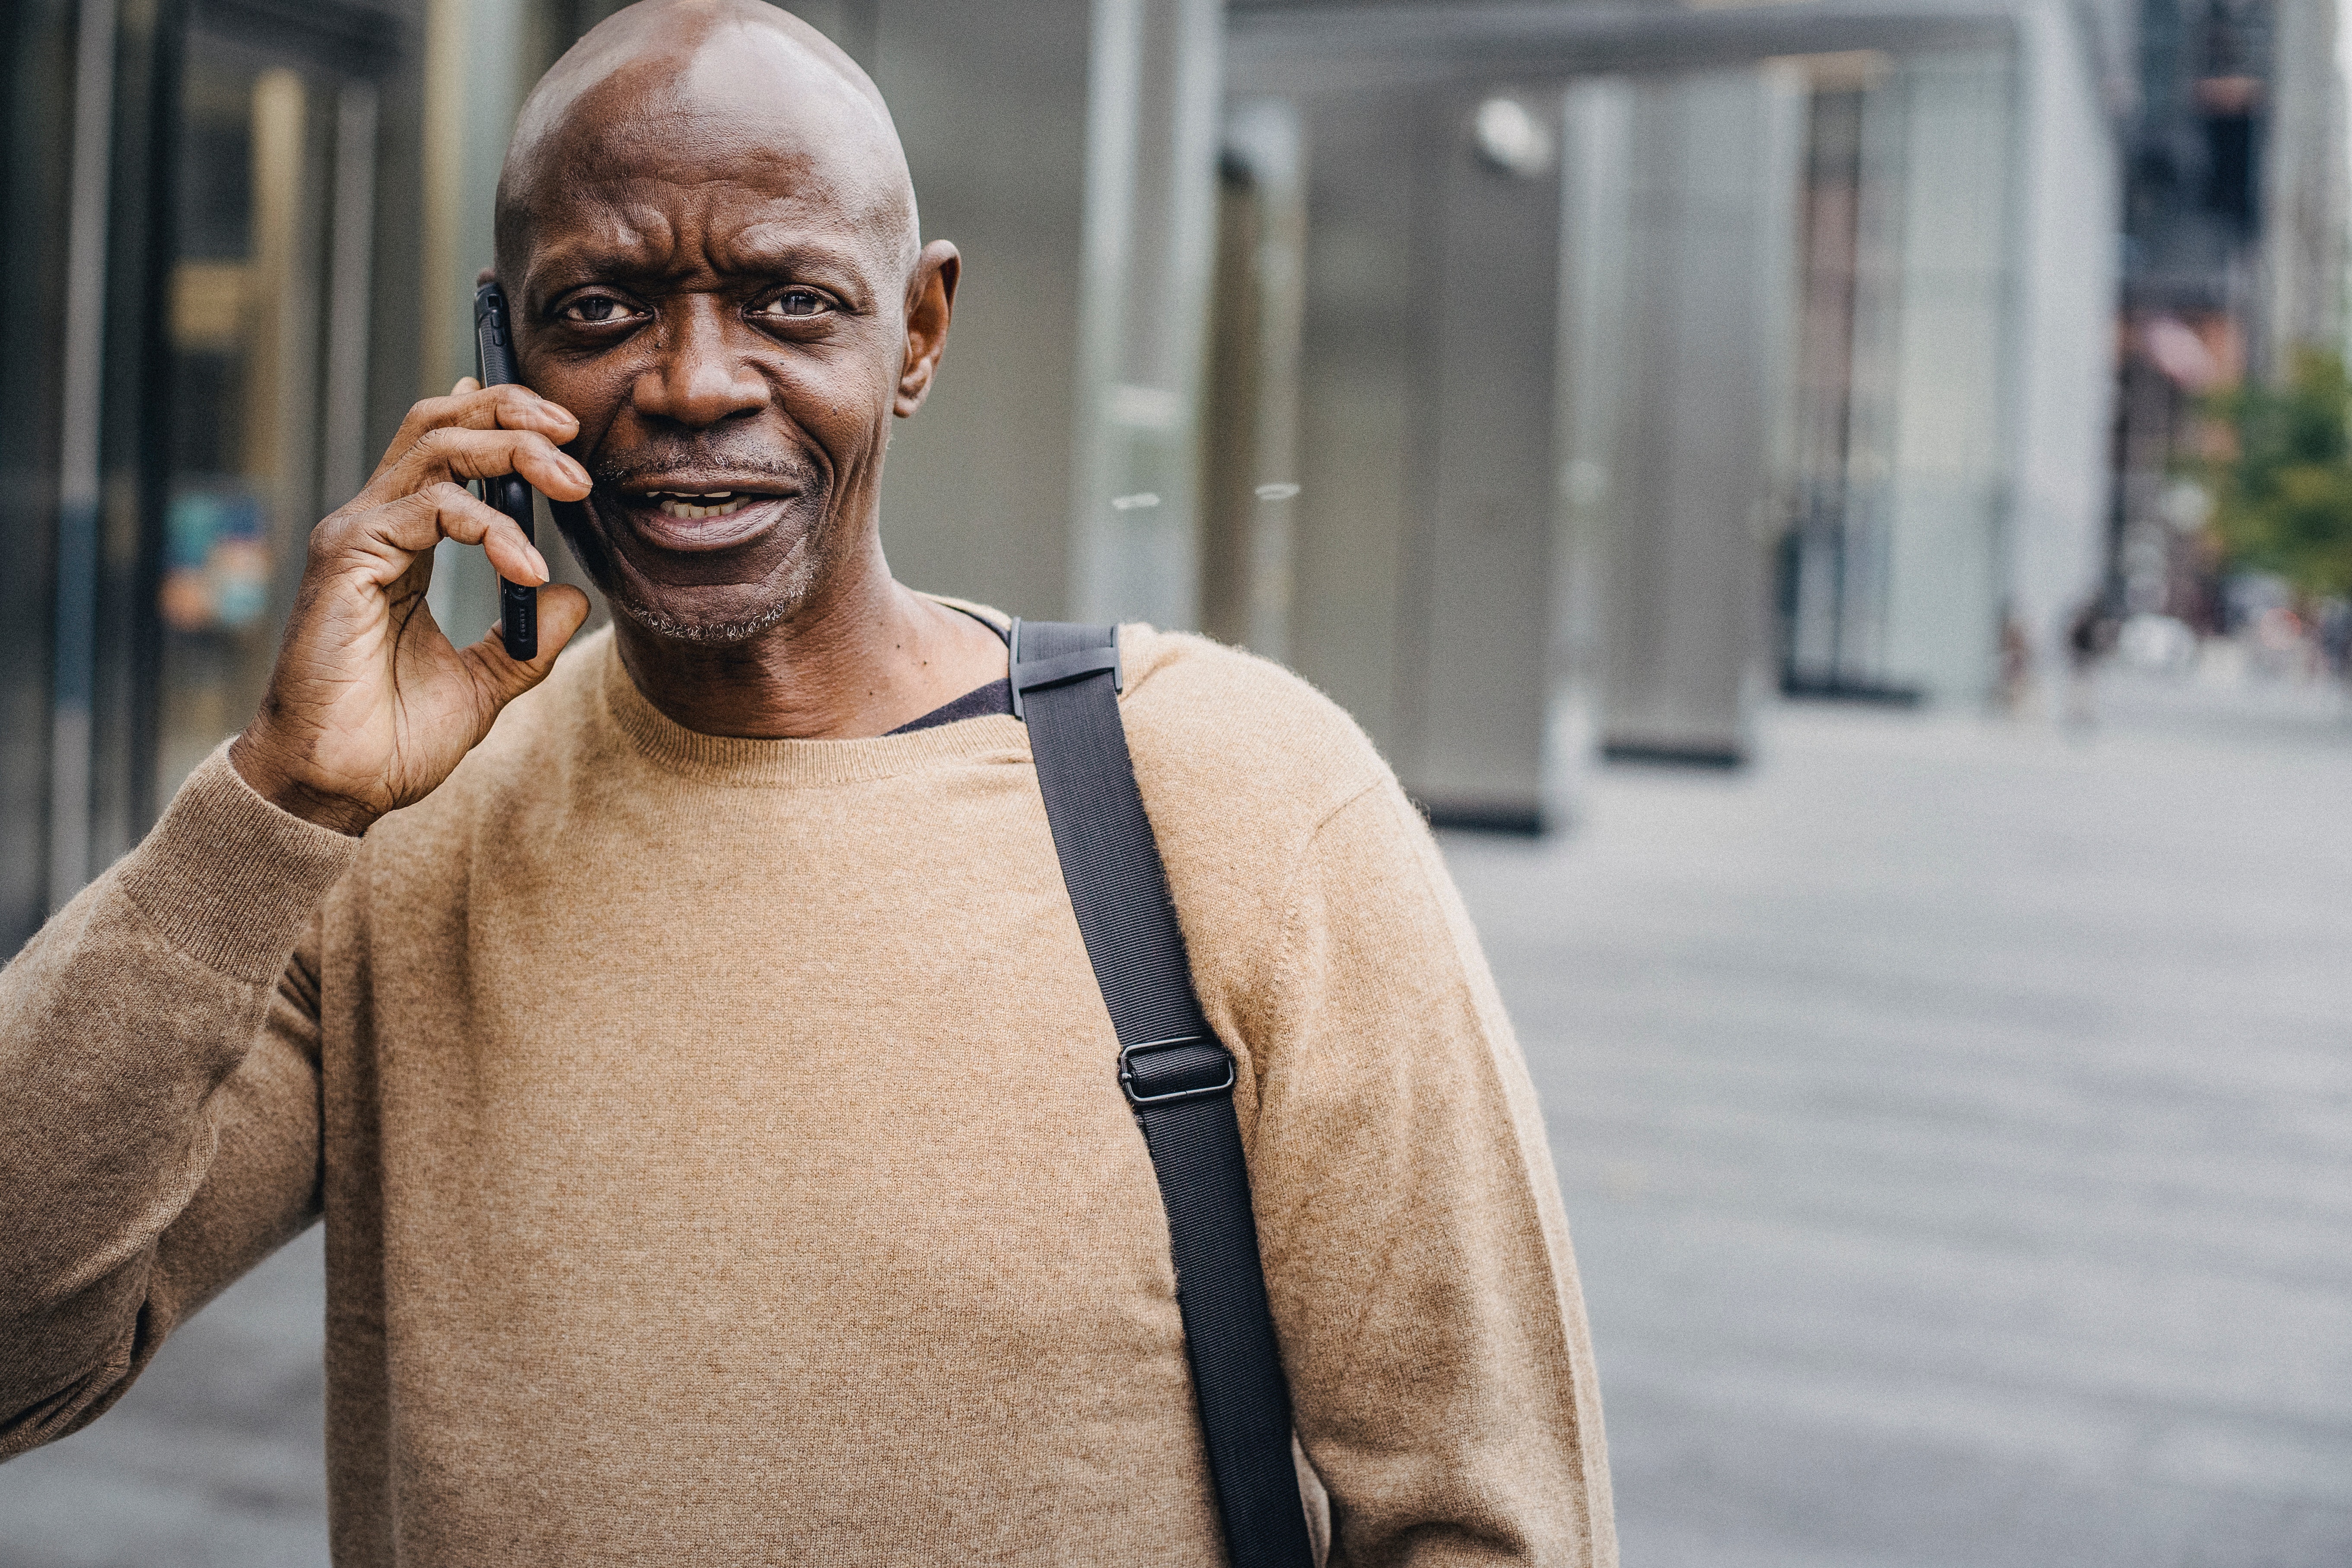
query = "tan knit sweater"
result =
(0, 616, 1614, 1565)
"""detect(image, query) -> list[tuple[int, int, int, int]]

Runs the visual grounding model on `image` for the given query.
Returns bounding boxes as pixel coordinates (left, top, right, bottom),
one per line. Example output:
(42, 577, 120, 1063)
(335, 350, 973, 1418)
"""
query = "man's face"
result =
(503, 44, 928, 643)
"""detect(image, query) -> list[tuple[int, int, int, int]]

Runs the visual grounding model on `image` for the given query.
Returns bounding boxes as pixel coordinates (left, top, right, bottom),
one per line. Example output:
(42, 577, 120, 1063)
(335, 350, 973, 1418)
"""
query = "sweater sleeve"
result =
(0, 744, 357, 1459)
(1244, 779, 1616, 1568)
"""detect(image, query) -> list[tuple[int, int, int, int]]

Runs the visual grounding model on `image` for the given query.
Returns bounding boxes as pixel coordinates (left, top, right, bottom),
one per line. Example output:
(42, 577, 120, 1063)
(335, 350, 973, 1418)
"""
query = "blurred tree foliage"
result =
(2194, 347, 2352, 597)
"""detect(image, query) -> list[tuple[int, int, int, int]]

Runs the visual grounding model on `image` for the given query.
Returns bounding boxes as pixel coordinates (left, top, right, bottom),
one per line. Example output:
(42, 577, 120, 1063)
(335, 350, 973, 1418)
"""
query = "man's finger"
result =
(366, 385, 582, 490)
(372, 424, 593, 506)
(375, 385, 579, 471)
(458, 584, 593, 712)
(326, 482, 550, 589)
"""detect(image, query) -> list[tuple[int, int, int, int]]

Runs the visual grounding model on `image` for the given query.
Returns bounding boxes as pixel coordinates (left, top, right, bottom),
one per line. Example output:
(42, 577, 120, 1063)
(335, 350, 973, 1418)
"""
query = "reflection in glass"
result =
(156, 48, 325, 798)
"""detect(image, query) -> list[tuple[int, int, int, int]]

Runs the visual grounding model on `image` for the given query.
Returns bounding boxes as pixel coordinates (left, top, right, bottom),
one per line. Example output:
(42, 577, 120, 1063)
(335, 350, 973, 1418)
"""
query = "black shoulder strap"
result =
(1011, 619, 1315, 1568)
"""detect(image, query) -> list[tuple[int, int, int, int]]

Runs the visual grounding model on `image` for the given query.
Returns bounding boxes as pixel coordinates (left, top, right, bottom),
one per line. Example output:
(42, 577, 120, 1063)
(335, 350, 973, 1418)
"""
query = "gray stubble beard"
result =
(575, 490, 834, 647)
(603, 579, 804, 646)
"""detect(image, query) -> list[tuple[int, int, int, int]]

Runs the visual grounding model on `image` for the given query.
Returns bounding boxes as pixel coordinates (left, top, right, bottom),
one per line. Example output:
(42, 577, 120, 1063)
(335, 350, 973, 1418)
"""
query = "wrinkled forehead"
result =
(498, 19, 916, 287)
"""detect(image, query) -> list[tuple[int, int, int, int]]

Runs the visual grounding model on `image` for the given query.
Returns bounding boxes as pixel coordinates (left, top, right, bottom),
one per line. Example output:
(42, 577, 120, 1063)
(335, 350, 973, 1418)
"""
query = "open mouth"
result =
(647, 491, 755, 520)
(605, 480, 804, 555)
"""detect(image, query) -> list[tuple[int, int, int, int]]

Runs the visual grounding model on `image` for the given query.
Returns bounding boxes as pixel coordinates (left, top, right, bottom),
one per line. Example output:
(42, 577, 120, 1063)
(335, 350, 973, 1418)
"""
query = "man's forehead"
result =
(534, 103, 877, 217)
(524, 183, 884, 284)
(513, 144, 904, 292)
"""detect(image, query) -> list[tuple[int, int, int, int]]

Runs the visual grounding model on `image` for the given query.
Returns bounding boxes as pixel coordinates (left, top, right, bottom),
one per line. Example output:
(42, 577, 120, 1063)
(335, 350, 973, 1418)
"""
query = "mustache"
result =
(584, 442, 823, 490)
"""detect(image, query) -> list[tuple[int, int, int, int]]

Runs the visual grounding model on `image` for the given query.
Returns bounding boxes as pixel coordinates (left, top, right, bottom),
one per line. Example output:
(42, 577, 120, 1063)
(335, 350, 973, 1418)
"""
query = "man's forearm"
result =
(0, 746, 354, 1453)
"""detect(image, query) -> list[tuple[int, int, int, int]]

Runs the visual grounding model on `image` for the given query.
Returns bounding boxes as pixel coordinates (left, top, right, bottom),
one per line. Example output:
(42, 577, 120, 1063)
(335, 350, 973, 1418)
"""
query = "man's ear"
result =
(895, 241, 960, 418)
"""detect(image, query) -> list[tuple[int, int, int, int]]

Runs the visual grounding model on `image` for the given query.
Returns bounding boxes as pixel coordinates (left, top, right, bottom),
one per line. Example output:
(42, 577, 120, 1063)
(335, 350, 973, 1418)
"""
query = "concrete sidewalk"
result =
(1464, 677, 2352, 1567)
(3, 674, 2348, 1565)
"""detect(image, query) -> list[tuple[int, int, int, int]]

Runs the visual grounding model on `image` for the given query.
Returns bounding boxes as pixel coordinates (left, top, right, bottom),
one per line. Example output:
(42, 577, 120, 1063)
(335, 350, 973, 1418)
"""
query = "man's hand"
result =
(227, 380, 596, 835)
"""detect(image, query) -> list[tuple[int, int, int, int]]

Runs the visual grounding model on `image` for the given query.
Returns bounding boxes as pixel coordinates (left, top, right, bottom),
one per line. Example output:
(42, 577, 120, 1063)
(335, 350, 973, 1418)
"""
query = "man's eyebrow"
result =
(525, 222, 676, 285)
(526, 227, 876, 298)
(711, 228, 874, 283)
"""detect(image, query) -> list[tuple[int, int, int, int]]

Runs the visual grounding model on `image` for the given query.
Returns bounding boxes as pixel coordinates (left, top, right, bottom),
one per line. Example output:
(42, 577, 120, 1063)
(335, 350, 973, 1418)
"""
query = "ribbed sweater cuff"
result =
(116, 744, 363, 983)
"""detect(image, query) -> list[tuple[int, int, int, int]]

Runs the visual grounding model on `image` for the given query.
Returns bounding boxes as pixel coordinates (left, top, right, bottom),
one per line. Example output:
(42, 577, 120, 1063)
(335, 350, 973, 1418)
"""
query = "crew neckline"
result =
(594, 609, 1029, 789)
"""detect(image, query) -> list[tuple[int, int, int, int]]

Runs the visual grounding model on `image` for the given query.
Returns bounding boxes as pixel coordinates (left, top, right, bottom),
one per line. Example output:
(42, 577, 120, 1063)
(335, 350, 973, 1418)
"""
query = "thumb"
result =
(460, 584, 594, 714)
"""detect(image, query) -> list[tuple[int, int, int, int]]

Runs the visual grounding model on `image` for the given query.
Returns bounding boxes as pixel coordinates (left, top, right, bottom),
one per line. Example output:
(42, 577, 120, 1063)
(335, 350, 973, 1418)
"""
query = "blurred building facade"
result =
(4, 0, 423, 957)
(1224, 0, 2126, 821)
(0, 0, 2226, 948)
(2110, 0, 2347, 627)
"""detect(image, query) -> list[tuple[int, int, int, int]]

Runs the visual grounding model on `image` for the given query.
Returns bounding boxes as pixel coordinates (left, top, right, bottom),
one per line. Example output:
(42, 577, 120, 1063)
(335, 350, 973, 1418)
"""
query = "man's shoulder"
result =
(1116, 626, 1394, 847)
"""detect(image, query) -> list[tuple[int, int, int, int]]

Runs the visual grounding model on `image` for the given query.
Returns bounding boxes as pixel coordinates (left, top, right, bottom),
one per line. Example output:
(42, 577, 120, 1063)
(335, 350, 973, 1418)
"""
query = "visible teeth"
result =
(652, 492, 752, 520)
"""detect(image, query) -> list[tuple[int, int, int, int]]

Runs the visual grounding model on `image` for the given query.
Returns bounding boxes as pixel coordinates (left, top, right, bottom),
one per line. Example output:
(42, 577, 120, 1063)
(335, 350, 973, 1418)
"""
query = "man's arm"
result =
(0, 751, 351, 1455)
(1244, 778, 1617, 1568)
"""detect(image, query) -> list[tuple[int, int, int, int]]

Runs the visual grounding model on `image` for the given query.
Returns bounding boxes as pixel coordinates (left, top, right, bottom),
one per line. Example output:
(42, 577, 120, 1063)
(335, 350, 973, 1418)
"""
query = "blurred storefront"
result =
(3, 0, 411, 953)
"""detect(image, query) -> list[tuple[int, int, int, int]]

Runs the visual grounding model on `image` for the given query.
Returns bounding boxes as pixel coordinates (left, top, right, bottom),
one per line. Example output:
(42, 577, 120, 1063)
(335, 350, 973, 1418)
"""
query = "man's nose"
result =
(633, 296, 770, 428)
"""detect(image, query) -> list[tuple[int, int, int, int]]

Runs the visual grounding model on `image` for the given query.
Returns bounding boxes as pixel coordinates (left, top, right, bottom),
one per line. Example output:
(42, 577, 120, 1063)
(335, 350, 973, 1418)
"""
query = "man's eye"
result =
(762, 289, 830, 319)
(561, 296, 636, 325)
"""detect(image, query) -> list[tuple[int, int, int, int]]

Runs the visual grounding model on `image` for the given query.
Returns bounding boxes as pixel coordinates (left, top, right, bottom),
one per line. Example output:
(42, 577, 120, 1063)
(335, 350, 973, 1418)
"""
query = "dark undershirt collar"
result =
(886, 677, 1012, 735)
(885, 603, 1014, 736)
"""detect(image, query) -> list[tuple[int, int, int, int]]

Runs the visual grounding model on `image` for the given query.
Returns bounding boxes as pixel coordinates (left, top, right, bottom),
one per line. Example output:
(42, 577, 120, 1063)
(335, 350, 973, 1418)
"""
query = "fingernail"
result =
(529, 548, 551, 583)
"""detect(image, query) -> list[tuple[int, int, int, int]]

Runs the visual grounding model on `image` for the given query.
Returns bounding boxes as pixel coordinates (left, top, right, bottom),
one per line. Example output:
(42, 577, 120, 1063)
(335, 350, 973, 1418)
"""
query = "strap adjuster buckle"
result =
(1009, 618, 1123, 719)
(1118, 1035, 1236, 1107)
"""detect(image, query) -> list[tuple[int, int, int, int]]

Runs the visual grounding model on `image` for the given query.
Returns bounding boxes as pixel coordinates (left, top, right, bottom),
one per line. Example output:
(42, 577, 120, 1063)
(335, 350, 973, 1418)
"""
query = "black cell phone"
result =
(473, 281, 538, 661)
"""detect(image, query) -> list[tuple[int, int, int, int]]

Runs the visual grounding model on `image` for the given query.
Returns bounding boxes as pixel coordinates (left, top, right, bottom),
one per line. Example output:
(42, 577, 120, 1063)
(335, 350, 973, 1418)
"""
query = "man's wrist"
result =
(227, 730, 381, 838)
(117, 743, 366, 981)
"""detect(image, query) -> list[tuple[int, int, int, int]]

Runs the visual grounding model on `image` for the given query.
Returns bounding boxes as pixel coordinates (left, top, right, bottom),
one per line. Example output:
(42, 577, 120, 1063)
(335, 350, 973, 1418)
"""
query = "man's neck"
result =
(612, 550, 1009, 741)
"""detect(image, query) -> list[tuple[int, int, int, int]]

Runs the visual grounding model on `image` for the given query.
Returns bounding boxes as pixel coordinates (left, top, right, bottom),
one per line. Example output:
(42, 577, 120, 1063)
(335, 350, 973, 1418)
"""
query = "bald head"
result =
(495, 0, 919, 287)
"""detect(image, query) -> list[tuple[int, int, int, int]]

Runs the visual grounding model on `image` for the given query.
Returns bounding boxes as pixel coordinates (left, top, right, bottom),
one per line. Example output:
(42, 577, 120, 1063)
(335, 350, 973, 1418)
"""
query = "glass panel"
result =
(0, 0, 77, 950)
(154, 38, 331, 800)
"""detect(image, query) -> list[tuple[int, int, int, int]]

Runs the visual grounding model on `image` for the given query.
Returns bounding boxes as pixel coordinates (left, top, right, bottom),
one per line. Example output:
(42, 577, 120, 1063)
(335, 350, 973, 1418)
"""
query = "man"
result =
(0, 2, 1614, 1561)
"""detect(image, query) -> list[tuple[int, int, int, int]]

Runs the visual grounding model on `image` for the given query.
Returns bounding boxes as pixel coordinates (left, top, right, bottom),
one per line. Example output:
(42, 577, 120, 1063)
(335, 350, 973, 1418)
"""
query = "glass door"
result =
(153, 28, 372, 801)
